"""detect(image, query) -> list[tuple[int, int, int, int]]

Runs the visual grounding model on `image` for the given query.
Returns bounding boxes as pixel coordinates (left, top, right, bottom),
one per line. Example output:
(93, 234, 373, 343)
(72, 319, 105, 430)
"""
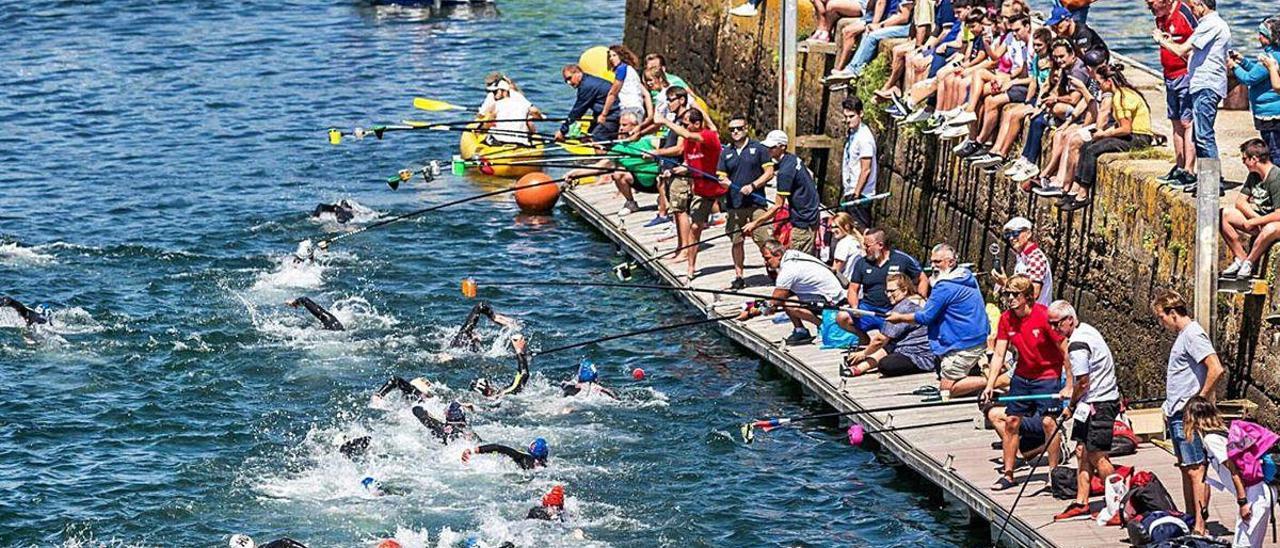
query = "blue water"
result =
(0, 1, 986, 546)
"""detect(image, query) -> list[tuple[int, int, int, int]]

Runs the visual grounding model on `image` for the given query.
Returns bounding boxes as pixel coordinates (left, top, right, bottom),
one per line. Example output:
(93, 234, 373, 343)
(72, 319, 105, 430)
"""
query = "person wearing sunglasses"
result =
(554, 64, 620, 143)
(983, 274, 1068, 491)
(991, 216, 1052, 305)
(717, 115, 774, 289)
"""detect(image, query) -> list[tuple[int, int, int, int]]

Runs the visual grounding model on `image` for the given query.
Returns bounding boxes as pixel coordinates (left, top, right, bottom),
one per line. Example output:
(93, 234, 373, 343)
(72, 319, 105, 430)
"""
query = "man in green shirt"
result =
(1221, 138, 1280, 279)
(564, 111, 660, 215)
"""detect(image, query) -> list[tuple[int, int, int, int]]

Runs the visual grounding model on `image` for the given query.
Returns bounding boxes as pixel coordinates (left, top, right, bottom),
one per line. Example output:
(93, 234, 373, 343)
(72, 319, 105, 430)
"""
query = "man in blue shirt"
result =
(836, 228, 929, 343)
(718, 115, 775, 289)
(744, 130, 821, 256)
(554, 64, 620, 143)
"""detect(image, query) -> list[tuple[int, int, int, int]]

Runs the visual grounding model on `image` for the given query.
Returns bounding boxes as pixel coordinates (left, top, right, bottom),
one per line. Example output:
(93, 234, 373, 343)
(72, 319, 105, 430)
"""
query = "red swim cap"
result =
(542, 484, 565, 508)
(376, 540, 402, 548)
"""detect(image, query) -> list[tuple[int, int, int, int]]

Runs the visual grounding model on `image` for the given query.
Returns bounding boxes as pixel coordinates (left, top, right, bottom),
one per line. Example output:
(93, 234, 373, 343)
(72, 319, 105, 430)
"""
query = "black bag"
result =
(1125, 511, 1192, 546)
(1120, 471, 1179, 524)
(1050, 466, 1078, 500)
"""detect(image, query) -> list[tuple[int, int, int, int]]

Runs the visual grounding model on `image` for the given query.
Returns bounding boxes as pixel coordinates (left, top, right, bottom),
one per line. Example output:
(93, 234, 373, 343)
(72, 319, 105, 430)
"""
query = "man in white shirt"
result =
(841, 97, 878, 229)
(738, 240, 844, 345)
(478, 80, 537, 146)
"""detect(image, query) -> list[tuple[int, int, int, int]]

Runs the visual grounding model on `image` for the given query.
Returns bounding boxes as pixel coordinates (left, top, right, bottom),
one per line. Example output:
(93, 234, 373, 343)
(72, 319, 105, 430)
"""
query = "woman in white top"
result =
(604, 44, 653, 127)
(829, 212, 865, 281)
(1183, 396, 1274, 546)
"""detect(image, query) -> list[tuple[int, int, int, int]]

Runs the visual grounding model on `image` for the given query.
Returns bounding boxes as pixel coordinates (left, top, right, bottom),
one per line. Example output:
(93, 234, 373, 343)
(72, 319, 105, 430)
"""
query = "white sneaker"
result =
(1003, 158, 1029, 176)
(1222, 258, 1244, 277)
(947, 111, 978, 126)
(971, 154, 1004, 168)
(952, 139, 975, 153)
(1010, 163, 1040, 183)
(902, 108, 933, 124)
(939, 107, 963, 119)
(729, 2, 758, 16)
(825, 67, 858, 83)
(1237, 260, 1254, 279)
(940, 125, 969, 140)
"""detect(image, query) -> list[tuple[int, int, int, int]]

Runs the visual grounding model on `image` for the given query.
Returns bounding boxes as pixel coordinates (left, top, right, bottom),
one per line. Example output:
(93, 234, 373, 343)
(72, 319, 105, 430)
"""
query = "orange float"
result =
(513, 172, 561, 214)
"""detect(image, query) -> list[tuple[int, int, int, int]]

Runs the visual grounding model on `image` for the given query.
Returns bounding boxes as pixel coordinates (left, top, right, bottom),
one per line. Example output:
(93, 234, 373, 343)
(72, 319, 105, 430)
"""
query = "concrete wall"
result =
(624, 0, 1280, 422)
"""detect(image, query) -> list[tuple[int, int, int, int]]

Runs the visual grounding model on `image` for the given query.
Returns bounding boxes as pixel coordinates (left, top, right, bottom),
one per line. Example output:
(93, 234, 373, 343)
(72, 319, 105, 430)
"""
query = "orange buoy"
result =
(513, 172, 561, 214)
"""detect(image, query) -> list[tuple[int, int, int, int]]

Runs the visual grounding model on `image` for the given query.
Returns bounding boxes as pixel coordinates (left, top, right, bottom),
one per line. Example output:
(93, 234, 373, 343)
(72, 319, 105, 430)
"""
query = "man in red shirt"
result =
(983, 275, 1070, 491)
(1148, 0, 1198, 186)
(656, 109, 724, 279)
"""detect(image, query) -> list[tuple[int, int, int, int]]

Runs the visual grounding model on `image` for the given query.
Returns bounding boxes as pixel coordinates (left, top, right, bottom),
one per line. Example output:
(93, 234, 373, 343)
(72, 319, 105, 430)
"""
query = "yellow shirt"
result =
(1111, 88, 1153, 137)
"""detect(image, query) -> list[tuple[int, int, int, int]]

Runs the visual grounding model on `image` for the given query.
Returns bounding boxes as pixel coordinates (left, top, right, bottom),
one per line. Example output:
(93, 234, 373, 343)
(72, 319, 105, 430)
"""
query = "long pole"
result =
(1194, 158, 1221, 333)
(781, 0, 799, 150)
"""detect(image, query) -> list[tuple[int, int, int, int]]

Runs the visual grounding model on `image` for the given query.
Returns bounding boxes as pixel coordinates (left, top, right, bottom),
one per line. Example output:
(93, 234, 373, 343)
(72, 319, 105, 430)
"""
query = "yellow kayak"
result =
(458, 125, 544, 178)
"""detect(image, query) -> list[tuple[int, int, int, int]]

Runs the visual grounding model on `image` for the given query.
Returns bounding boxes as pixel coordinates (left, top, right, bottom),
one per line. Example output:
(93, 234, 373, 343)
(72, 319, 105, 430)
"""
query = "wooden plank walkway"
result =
(561, 182, 1258, 547)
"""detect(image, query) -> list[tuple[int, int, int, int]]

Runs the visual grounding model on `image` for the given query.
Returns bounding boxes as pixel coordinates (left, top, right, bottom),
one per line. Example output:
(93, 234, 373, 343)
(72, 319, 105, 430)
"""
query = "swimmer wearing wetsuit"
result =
(229, 534, 308, 548)
(526, 484, 566, 521)
(312, 200, 355, 224)
(471, 334, 530, 399)
(371, 376, 432, 406)
(285, 297, 343, 331)
(411, 401, 475, 445)
(561, 358, 619, 400)
(0, 296, 48, 326)
(450, 301, 517, 350)
(462, 437, 549, 470)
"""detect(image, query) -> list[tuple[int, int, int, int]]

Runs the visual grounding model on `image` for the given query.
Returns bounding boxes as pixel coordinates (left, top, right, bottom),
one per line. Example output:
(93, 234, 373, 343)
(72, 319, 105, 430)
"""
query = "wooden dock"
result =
(561, 183, 1255, 547)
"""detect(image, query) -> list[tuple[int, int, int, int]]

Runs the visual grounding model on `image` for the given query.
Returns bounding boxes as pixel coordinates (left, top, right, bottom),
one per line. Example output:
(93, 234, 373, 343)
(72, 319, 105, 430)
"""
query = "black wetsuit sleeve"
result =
(260, 539, 309, 548)
(497, 351, 531, 397)
(374, 376, 422, 399)
(340, 436, 371, 459)
(1, 297, 47, 325)
(297, 297, 344, 331)
(313, 204, 337, 217)
(450, 302, 495, 348)
(412, 406, 451, 444)
(476, 443, 537, 469)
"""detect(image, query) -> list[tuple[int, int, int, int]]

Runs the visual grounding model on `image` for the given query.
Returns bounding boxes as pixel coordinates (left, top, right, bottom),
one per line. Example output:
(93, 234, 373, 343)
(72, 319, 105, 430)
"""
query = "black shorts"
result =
(1007, 84, 1030, 104)
(1070, 399, 1120, 452)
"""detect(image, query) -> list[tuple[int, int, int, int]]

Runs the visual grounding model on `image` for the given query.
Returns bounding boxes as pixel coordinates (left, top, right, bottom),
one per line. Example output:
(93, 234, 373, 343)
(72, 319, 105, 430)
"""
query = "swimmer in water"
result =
(526, 484, 566, 521)
(312, 200, 355, 224)
(561, 358, 619, 400)
(229, 535, 308, 548)
(0, 296, 48, 326)
(370, 376, 434, 407)
(285, 297, 343, 331)
(449, 301, 518, 351)
(471, 334, 530, 400)
(412, 401, 477, 445)
(461, 436, 549, 470)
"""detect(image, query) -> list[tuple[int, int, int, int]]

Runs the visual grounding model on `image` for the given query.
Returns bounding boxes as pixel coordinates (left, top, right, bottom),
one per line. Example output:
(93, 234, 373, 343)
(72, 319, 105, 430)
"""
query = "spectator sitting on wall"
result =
(738, 240, 846, 346)
(826, 0, 915, 82)
(884, 243, 993, 398)
(890, 0, 970, 121)
(991, 216, 1053, 306)
(806, 0, 867, 45)
(1008, 39, 1091, 186)
(729, 0, 764, 18)
(1028, 47, 1108, 199)
(1228, 17, 1280, 165)
(947, 13, 1032, 145)
(957, 27, 1054, 172)
(875, 0, 949, 108)
(1220, 138, 1280, 279)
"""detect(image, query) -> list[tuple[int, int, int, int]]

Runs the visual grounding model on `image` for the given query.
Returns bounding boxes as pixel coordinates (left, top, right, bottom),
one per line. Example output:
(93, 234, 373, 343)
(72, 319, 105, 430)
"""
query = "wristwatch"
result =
(1239, 497, 1249, 507)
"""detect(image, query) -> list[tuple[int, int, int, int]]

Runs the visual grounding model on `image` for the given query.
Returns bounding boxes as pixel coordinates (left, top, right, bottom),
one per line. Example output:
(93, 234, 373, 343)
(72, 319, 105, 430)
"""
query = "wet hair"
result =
(1150, 288, 1190, 317)
(1182, 396, 1227, 440)
(1241, 138, 1272, 161)
(609, 44, 642, 70)
(886, 272, 919, 298)
(1006, 274, 1036, 300)
(841, 96, 864, 113)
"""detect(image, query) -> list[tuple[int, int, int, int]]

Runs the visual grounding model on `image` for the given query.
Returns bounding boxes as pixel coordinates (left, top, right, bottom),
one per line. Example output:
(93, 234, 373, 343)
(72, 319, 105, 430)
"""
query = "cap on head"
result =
(1046, 5, 1072, 26)
(577, 358, 599, 383)
(529, 437, 549, 459)
(410, 377, 431, 395)
(542, 484, 565, 508)
(446, 401, 466, 423)
(494, 80, 512, 91)
(761, 130, 789, 148)
(229, 534, 256, 548)
(1002, 216, 1033, 234)
(470, 377, 492, 394)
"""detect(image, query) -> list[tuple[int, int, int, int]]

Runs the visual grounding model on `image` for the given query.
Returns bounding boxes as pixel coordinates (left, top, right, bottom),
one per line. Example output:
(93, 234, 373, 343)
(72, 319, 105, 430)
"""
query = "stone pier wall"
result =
(624, 0, 1280, 422)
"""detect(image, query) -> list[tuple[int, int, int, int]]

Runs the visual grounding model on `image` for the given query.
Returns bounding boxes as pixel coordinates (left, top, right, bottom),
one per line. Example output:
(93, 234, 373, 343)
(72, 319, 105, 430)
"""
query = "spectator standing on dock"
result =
(717, 114, 775, 289)
(738, 240, 845, 346)
(555, 64, 620, 143)
(836, 228, 929, 344)
(655, 108, 722, 281)
(829, 212, 866, 282)
(1151, 288, 1225, 535)
(840, 97, 878, 229)
(1220, 138, 1280, 279)
(1229, 18, 1280, 164)
(1148, 0, 1199, 187)
(1154, 0, 1231, 166)
(1048, 301, 1121, 522)
(983, 275, 1068, 491)
(991, 216, 1053, 306)
(744, 130, 821, 256)
(884, 243, 991, 397)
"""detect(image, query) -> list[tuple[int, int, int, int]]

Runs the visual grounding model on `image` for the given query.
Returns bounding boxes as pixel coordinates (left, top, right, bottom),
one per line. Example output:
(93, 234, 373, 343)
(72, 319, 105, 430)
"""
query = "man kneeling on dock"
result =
(737, 239, 844, 346)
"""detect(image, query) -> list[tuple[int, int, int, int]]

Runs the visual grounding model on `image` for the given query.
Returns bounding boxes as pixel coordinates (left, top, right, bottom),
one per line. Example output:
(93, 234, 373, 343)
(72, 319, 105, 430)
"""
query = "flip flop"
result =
(911, 385, 940, 396)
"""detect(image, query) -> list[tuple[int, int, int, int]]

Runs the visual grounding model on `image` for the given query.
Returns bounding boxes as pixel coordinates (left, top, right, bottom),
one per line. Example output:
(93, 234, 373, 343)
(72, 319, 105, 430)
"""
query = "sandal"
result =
(991, 475, 1018, 491)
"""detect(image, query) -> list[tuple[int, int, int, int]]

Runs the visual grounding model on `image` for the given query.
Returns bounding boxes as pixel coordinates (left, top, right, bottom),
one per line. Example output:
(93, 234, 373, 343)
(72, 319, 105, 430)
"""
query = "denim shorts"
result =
(1164, 76, 1192, 121)
(1166, 414, 1207, 466)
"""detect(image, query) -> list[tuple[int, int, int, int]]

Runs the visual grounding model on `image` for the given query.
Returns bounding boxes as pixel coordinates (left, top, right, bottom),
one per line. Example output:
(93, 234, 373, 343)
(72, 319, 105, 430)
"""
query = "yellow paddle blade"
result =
(412, 97, 464, 111)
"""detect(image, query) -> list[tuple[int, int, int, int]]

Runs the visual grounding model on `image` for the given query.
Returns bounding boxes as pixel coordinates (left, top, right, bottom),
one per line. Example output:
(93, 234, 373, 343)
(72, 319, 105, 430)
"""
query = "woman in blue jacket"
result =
(1230, 17, 1280, 164)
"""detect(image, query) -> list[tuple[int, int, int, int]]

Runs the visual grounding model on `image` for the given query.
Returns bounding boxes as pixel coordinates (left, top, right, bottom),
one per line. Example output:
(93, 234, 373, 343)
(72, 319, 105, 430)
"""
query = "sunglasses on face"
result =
(1001, 291, 1022, 297)
(1048, 317, 1070, 327)
(729, 125, 747, 132)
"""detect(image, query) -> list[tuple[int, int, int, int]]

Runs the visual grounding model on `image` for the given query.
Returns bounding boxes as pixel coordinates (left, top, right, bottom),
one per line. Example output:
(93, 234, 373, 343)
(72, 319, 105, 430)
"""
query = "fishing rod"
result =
(993, 411, 1070, 547)
(459, 278, 864, 313)
(846, 418, 972, 446)
(611, 192, 892, 282)
(313, 175, 570, 250)
(530, 313, 739, 357)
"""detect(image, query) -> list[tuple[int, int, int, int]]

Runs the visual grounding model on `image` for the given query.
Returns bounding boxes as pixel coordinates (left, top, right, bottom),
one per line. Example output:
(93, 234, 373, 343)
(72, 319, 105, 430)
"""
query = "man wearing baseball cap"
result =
(743, 130, 822, 256)
(478, 79, 538, 146)
(992, 216, 1054, 306)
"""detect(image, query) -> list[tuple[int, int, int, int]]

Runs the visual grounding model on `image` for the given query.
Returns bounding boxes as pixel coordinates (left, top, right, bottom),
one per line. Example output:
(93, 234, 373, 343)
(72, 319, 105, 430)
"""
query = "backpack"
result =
(1125, 511, 1192, 547)
(1120, 471, 1179, 525)
(1110, 420, 1139, 457)
(1226, 420, 1280, 487)
(1049, 465, 1133, 500)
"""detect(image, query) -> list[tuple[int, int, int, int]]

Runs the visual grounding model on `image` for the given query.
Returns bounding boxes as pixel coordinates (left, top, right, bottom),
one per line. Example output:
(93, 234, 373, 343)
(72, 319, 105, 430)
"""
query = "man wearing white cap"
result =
(479, 79, 538, 146)
(992, 216, 1053, 306)
(744, 130, 822, 256)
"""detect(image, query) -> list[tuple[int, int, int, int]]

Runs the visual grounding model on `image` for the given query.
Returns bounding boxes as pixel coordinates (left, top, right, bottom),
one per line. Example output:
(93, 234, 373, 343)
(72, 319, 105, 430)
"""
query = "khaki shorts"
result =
(939, 343, 987, 381)
(668, 178, 692, 214)
(913, 0, 935, 27)
(788, 225, 817, 255)
(726, 205, 770, 246)
(689, 194, 716, 225)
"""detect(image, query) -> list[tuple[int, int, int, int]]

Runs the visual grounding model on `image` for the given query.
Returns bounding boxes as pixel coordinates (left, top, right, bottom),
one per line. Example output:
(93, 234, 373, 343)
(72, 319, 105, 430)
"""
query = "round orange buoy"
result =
(513, 172, 561, 214)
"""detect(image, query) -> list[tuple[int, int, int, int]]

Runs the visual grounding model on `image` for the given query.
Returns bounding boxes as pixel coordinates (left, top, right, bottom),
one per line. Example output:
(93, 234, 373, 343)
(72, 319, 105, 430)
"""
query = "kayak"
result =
(458, 126, 543, 179)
